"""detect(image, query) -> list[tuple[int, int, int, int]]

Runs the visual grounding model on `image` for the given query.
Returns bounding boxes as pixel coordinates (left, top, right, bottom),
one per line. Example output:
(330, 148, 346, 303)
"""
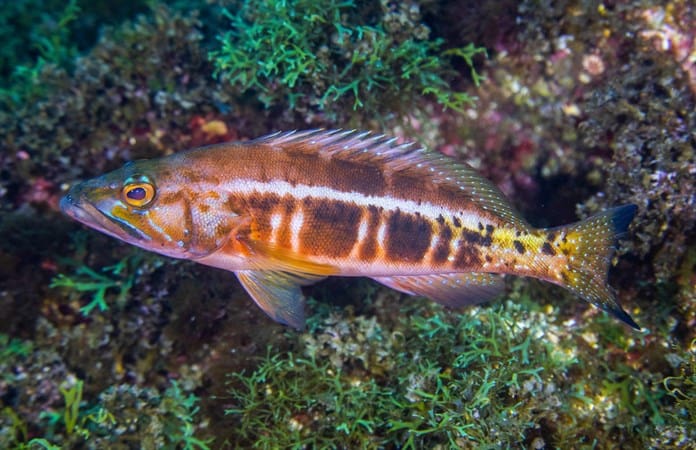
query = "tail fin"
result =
(548, 205, 639, 329)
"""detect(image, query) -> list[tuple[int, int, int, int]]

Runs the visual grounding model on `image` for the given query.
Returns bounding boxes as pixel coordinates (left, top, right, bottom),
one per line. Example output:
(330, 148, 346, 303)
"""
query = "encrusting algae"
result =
(60, 129, 639, 330)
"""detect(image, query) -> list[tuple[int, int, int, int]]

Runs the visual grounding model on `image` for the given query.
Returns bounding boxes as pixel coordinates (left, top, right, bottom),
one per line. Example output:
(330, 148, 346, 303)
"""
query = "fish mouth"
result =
(60, 192, 96, 224)
(60, 191, 150, 243)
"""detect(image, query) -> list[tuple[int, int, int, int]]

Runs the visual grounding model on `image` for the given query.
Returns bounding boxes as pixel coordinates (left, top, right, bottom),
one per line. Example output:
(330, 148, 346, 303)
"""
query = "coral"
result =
(78, 381, 212, 449)
(210, 0, 484, 123)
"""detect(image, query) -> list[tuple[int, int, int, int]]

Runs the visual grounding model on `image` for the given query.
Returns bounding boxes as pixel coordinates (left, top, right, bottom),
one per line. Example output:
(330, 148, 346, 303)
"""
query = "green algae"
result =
(223, 293, 676, 448)
(0, 0, 152, 108)
(0, 0, 80, 107)
(0, 335, 33, 362)
(49, 252, 142, 316)
(210, 0, 484, 121)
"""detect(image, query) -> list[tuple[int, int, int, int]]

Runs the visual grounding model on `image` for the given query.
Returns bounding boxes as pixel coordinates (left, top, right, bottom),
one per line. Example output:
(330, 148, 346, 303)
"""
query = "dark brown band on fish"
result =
(453, 244, 482, 269)
(432, 225, 453, 265)
(300, 198, 362, 258)
(385, 209, 432, 263)
(243, 193, 281, 241)
(283, 147, 389, 196)
(389, 172, 432, 202)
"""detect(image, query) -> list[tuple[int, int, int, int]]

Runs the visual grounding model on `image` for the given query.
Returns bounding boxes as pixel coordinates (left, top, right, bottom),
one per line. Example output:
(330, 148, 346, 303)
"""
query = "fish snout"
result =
(60, 184, 87, 220)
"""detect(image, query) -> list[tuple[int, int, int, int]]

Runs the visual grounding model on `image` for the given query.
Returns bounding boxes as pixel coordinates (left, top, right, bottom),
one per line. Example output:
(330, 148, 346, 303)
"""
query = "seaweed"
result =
(210, 0, 484, 122)
(222, 286, 696, 447)
(0, 0, 80, 106)
(224, 296, 582, 447)
(49, 252, 142, 315)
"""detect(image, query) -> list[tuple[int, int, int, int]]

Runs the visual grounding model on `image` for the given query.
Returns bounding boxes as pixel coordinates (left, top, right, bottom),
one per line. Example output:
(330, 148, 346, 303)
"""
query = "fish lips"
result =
(60, 188, 151, 244)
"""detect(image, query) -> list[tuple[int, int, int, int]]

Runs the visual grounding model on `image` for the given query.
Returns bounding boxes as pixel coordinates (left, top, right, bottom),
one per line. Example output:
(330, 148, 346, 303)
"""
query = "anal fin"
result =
(235, 270, 325, 329)
(373, 273, 505, 308)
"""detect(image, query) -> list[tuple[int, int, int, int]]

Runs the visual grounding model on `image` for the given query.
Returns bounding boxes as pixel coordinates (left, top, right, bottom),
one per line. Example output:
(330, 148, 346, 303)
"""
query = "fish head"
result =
(60, 157, 235, 260)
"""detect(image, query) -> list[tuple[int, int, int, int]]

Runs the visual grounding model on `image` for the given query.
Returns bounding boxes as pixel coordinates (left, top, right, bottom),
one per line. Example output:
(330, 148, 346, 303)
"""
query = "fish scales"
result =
(216, 139, 522, 275)
(61, 129, 640, 330)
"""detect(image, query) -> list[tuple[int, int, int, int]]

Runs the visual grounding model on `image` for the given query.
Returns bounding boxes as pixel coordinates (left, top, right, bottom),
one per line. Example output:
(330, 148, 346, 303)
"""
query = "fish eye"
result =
(122, 181, 155, 207)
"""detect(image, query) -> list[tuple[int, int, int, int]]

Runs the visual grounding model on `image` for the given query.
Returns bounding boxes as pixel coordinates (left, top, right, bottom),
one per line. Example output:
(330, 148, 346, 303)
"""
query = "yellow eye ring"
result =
(122, 182, 155, 207)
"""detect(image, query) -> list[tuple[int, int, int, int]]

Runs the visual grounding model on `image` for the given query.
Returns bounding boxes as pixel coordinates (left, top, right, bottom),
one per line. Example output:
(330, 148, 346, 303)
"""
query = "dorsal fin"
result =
(253, 129, 530, 229)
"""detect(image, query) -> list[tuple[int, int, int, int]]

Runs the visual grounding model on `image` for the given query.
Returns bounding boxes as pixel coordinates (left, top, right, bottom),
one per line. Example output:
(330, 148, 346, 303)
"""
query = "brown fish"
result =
(60, 130, 639, 329)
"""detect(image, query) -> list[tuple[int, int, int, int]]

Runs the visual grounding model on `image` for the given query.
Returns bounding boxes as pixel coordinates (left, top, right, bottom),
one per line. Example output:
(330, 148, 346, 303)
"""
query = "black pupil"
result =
(127, 186, 147, 200)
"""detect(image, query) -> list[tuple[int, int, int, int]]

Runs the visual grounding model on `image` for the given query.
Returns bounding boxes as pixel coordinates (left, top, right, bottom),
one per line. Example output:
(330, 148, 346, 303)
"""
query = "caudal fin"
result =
(549, 205, 639, 329)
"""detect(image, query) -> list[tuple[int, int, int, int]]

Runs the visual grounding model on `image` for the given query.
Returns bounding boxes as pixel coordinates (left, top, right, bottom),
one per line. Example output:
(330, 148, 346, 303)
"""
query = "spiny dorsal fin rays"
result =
(253, 129, 531, 231)
(373, 273, 505, 308)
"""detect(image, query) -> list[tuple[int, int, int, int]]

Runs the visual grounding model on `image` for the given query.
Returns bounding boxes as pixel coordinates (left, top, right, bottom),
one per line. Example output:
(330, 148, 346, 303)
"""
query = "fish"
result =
(60, 129, 639, 329)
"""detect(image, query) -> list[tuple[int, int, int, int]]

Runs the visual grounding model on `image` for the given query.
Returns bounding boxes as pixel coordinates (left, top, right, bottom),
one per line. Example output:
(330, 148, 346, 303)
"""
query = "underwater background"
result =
(0, 0, 694, 448)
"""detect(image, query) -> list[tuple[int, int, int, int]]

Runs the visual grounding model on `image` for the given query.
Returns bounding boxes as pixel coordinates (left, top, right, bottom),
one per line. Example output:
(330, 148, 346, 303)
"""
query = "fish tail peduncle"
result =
(547, 204, 639, 329)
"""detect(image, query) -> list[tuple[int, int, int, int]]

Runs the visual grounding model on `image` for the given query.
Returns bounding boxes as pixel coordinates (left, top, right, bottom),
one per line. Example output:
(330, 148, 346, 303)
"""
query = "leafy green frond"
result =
(49, 252, 142, 315)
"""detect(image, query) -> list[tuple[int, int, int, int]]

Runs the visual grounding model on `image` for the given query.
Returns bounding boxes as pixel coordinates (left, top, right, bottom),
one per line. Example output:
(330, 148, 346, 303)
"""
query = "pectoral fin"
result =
(373, 273, 504, 308)
(235, 270, 326, 328)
